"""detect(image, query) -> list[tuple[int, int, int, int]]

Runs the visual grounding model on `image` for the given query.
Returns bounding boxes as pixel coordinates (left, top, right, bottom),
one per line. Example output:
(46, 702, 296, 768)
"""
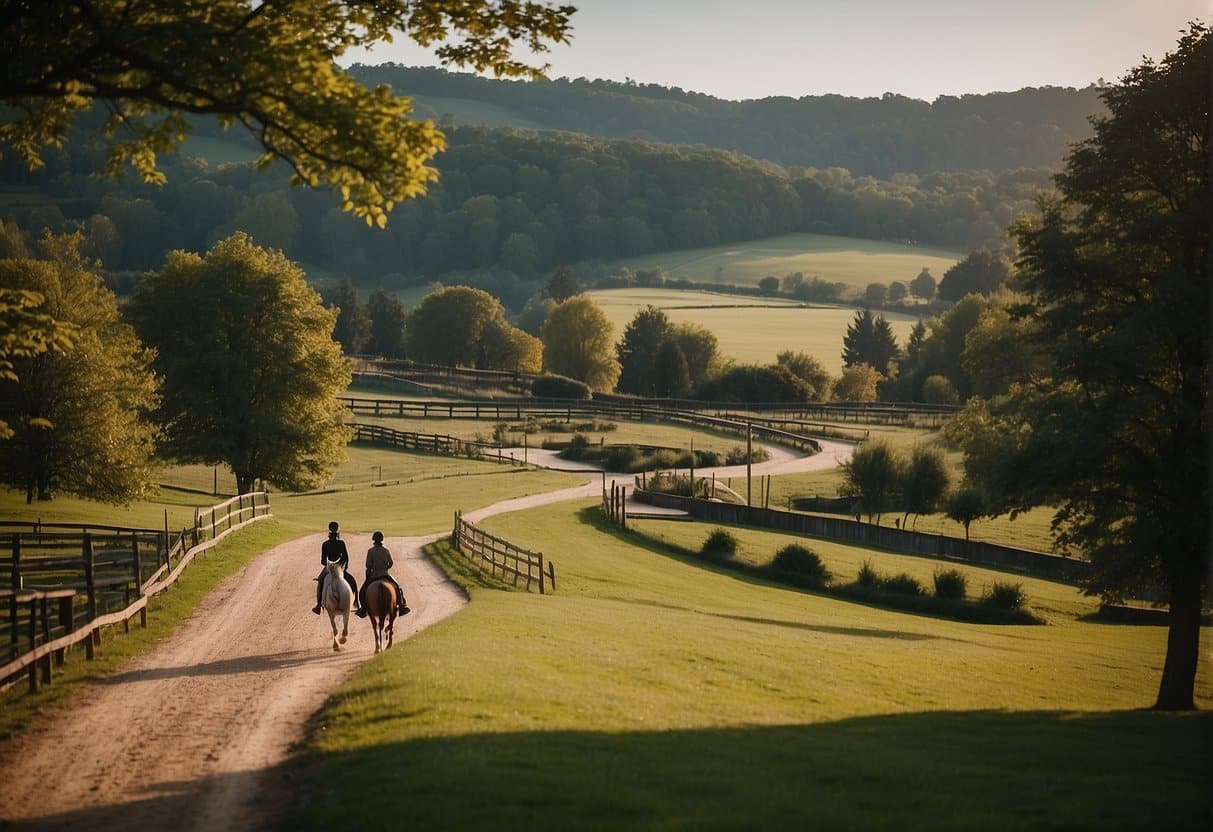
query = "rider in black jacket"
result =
(313, 521, 360, 614)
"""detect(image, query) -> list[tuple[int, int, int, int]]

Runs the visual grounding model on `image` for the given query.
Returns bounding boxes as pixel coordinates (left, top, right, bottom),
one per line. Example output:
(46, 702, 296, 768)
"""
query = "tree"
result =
(326, 276, 370, 355)
(910, 268, 936, 301)
(960, 302, 1049, 398)
(832, 363, 883, 402)
(404, 285, 505, 367)
(540, 295, 619, 392)
(0, 1, 574, 225)
(127, 232, 351, 493)
(951, 26, 1209, 709)
(757, 276, 780, 295)
(0, 234, 158, 503)
(919, 374, 959, 405)
(863, 282, 888, 308)
(653, 340, 691, 398)
(668, 323, 719, 388)
(937, 249, 1012, 301)
(544, 266, 581, 302)
(366, 289, 406, 358)
(776, 351, 831, 402)
(840, 440, 904, 524)
(946, 487, 986, 541)
(901, 446, 951, 527)
(616, 306, 671, 395)
(887, 280, 908, 303)
(479, 317, 542, 373)
(841, 309, 899, 373)
(697, 364, 812, 404)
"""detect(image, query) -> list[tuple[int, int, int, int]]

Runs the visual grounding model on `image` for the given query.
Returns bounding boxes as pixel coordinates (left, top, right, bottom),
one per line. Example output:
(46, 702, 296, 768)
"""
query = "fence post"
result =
(538, 552, 545, 595)
(132, 532, 146, 628)
(83, 534, 98, 657)
(9, 534, 19, 660)
(56, 595, 73, 666)
(39, 596, 51, 685)
(26, 596, 37, 693)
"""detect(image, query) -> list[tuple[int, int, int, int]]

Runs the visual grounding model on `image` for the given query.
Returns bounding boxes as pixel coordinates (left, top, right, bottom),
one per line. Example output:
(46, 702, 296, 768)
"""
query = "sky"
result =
(343, 0, 1210, 102)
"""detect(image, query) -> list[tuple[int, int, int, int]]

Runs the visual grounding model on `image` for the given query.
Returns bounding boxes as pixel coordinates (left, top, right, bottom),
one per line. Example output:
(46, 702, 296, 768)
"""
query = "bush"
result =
(532, 373, 591, 399)
(603, 445, 642, 472)
(724, 446, 771, 465)
(933, 569, 968, 601)
(561, 433, 591, 460)
(701, 528, 739, 559)
(771, 544, 831, 587)
(984, 581, 1027, 610)
(857, 560, 879, 588)
(879, 573, 925, 596)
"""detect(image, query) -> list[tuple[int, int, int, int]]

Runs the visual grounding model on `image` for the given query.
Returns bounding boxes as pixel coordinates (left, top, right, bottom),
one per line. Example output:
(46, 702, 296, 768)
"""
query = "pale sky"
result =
(343, 0, 1210, 102)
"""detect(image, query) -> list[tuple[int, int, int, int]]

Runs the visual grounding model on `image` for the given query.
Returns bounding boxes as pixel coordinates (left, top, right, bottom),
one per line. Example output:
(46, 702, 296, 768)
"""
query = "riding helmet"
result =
(372, 531, 384, 543)
(328, 521, 339, 533)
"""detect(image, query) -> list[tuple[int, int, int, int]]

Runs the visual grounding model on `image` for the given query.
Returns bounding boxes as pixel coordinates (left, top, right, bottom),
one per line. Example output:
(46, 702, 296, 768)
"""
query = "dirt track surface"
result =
(0, 440, 850, 830)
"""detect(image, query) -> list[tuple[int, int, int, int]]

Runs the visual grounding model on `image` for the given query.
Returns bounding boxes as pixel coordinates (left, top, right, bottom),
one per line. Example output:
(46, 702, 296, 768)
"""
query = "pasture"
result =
(284, 498, 1211, 830)
(587, 288, 922, 372)
(603, 232, 962, 293)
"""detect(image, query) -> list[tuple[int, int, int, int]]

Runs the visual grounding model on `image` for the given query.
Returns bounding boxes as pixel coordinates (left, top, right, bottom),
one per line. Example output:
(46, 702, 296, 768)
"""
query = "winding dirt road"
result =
(0, 440, 850, 830)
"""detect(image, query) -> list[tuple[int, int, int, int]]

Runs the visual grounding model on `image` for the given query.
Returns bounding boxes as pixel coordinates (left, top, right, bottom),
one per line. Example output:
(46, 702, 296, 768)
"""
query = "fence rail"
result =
(1, 492, 271, 693)
(451, 510, 553, 594)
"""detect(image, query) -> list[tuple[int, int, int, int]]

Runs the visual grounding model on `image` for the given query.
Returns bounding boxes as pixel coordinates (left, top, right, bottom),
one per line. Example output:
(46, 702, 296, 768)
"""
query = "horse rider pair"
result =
(313, 522, 409, 617)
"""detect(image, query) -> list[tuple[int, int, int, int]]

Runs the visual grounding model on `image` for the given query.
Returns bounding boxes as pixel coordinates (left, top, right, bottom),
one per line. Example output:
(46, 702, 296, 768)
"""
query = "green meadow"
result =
(603, 232, 962, 293)
(283, 498, 1212, 830)
(587, 288, 922, 372)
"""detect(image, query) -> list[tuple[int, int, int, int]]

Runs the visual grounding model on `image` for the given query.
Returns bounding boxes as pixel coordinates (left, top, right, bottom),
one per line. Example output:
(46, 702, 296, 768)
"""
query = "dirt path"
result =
(0, 440, 851, 830)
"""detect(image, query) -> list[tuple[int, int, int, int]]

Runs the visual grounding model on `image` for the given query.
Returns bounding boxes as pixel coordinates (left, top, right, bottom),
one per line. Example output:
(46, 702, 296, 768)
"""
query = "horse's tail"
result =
(367, 579, 396, 623)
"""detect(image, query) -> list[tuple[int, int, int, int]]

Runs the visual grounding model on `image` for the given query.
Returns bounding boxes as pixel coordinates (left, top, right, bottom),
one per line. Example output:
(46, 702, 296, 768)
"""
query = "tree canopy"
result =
(0, 234, 159, 503)
(0, 0, 575, 224)
(540, 295, 620, 392)
(127, 232, 351, 493)
(947, 24, 1210, 709)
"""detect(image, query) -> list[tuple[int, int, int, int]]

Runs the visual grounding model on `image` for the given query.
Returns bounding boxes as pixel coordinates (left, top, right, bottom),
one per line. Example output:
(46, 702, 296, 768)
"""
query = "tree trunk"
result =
(1153, 576, 1203, 710)
(235, 473, 255, 495)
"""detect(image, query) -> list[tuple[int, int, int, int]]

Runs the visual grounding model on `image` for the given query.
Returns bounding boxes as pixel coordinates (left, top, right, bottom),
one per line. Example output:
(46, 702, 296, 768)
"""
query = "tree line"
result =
(1, 120, 1052, 302)
(353, 64, 1103, 179)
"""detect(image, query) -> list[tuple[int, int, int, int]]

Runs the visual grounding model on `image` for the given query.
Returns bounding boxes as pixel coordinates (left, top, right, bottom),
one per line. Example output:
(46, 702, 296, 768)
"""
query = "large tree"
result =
(404, 284, 534, 370)
(0, 234, 159, 502)
(0, 1, 574, 225)
(540, 295, 620, 392)
(127, 233, 351, 493)
(366, 289, 406, 358)
(950, 25, 1209, 709)
(326, 276, 371, 355)
(616, 305, 671, 396)
(841, 308, 899, 374)
(937, 249, 1012, 302)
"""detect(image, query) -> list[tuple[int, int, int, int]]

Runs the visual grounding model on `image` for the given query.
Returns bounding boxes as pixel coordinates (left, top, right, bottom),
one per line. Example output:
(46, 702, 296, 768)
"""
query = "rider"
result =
(313, 521, 360, 615)
(356, 530, 410, 618)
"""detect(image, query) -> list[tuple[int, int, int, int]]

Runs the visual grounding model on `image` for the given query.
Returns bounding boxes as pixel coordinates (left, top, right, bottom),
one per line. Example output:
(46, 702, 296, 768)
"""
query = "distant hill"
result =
(352, 65, 1103, 178)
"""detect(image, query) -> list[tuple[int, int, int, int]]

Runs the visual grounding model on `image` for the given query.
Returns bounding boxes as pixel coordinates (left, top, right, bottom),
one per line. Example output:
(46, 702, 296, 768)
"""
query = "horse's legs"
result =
(385, 617, 394, 650)
(339, 611, 349, 644)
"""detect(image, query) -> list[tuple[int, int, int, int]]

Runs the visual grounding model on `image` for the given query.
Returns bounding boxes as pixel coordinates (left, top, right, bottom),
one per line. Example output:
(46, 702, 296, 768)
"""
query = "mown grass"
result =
(601, 231, 961, 293)
(281, 498, 1211, 830)
(587, 288, 921, 372)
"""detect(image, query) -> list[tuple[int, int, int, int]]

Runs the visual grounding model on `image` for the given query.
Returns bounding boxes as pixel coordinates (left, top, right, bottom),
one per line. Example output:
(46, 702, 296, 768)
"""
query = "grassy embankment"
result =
(283, 497, 1212, 830)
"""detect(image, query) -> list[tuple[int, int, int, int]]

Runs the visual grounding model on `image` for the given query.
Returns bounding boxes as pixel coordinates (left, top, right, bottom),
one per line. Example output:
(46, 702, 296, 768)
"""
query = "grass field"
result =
(603, 232, 962, 293)
(283, 498, 1212, 830)
(587, 288, 922, 372)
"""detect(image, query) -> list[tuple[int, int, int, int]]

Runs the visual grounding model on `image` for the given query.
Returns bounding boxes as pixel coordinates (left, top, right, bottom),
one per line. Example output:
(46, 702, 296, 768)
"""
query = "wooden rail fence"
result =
(0, 492, 271, 693)
(451, 510, 554, 594)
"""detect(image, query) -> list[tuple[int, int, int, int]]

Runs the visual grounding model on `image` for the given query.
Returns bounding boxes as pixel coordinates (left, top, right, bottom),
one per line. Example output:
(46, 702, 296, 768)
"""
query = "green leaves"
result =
(0, 1, 575, 222)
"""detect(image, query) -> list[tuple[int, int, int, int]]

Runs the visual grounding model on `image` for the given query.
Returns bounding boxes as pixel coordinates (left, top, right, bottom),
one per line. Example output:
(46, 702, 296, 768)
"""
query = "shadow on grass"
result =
(280, 709, 1211, 831)
(576, 507, 1044, 626)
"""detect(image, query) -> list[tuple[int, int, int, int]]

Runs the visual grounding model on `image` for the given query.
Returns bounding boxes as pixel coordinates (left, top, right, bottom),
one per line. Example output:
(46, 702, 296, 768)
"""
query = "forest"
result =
(0, 71, 1097, 303)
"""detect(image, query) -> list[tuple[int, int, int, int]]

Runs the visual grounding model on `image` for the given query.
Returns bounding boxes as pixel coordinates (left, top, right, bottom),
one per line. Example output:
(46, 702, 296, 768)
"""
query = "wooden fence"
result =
(343, 398, 826, 457)
(349, 422, 519, 464)
(0, 492, 271, 693)
(451, 510, 554, 594)
(603, 482, 629, 529)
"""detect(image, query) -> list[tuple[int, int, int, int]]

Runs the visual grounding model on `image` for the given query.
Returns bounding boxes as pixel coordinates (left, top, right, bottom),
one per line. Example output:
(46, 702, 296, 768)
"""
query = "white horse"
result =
(321, 559, 353, 651)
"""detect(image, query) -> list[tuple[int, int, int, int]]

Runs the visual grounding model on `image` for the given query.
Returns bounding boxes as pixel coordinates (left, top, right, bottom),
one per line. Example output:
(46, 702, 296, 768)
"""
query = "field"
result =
(588, 288, 922, 372)
(602, 232, 962, 293)
(284, 498, 1212, 830)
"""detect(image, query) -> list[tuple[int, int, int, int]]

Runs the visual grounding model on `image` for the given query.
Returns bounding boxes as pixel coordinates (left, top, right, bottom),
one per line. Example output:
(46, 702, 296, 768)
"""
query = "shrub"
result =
(933, 569, 968, 601)
(879, 572, 925, 596)
(650, 449, 679, 469)
(701, 528, 739, 559)
(857, 560, 879, 588)
(724, 446, 771, 465)
(561, 433, 591, 460)
(532, 373, 591, 399)
(603, 445, 642, 472)
(771, 544, 831, 587)
(984, 581, 1027, 610)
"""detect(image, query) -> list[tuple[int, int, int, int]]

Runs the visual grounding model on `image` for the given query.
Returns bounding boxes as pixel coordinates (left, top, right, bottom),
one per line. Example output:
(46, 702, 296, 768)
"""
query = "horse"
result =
(363, 578, 398, 653)
(320, 559, 353, 651)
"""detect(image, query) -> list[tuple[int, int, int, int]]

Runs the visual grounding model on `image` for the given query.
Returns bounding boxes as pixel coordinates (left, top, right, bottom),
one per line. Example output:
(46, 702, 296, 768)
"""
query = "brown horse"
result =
(364, 578, 398, 653)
